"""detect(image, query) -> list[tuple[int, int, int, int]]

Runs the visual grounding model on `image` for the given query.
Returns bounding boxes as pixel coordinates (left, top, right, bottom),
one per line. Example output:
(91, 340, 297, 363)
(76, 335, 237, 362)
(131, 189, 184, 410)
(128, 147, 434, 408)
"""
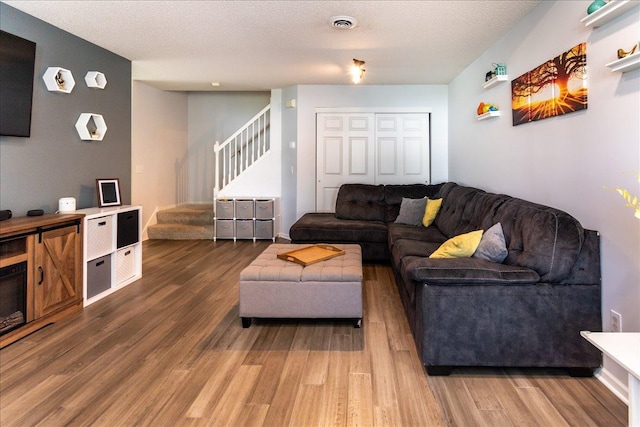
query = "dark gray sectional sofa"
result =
(289, 182, 602, 375)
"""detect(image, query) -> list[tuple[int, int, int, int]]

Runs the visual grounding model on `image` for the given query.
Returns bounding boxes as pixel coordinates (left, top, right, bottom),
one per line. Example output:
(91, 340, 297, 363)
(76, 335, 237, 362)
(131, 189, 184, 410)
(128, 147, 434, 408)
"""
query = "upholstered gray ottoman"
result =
(239, 244, 363, 328)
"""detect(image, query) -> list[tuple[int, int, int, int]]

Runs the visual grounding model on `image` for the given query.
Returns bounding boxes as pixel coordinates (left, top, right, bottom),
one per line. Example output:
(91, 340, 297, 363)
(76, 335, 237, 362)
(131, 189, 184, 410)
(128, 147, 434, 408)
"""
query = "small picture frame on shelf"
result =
(96, 178, 121, 207)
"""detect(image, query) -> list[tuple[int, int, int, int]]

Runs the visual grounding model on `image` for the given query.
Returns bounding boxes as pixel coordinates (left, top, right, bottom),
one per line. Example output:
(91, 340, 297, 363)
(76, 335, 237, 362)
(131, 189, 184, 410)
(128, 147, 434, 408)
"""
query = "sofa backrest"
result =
(335, 183, 444, 222)
(383, 183, 443, 222)
(335, 184, 386, 221)
(435, 182, 585, 283)
(435, 182, 508, 237)
(494, 197, 584, 283)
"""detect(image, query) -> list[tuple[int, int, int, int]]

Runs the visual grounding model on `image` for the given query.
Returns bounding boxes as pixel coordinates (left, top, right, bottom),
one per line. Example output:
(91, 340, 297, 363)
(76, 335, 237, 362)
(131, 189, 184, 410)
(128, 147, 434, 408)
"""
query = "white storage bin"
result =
(255, 219, 274, 240)
(116, 246, 136, 284)
(236, 220, 254, 239)
(216, 219, 235, 239)
(235, 200, 254, 219)
(255, 200, 274, 219)
(215, 199, 234, 219)
(87, 216, 113, 260)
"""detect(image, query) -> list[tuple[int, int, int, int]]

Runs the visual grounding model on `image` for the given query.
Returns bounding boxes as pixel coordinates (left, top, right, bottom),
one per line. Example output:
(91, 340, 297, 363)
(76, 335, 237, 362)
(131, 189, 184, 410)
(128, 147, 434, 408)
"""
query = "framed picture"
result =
(96, 178, 121, 207)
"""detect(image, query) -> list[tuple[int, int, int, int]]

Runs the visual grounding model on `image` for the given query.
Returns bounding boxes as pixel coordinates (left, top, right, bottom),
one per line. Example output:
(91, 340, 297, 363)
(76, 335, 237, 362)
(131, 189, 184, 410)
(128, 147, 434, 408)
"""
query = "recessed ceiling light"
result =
(211, 82, 220, 87)
(329, 15, 357, 30)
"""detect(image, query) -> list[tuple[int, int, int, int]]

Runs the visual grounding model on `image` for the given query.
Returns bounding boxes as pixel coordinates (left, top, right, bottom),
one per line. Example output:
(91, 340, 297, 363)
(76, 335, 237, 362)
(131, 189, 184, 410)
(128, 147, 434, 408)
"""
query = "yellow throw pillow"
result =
(429, 230, 484, 259)
(422, 198, 443, 227)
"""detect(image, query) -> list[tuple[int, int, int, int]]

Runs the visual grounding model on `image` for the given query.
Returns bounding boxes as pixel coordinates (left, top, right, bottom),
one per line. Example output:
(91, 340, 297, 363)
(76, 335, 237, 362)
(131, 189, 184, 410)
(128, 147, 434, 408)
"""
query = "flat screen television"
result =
(0, 30, 36, 137)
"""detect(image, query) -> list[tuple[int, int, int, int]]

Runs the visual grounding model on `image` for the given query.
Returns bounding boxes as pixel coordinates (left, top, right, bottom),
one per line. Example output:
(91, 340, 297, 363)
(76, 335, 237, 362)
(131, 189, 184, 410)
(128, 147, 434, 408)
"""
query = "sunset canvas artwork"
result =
(511, 42, 587, 126)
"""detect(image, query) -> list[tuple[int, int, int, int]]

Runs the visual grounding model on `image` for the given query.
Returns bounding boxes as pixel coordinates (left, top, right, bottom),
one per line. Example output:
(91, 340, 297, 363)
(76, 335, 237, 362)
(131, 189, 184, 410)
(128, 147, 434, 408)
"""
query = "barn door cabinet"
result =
(33, 221, 83, 318)
(0, 214, 84, 348)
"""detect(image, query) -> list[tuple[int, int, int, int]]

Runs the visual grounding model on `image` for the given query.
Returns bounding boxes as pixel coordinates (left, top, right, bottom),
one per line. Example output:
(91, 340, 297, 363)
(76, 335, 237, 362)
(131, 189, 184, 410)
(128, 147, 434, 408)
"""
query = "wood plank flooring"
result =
(0, 239, 627, 426)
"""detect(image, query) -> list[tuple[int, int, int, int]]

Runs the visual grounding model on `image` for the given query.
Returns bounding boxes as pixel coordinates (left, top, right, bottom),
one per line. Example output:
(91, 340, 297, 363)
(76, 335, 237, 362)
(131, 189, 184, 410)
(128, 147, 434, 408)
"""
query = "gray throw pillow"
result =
(472, 222, 508, 263)
(394, 197, 427, 226)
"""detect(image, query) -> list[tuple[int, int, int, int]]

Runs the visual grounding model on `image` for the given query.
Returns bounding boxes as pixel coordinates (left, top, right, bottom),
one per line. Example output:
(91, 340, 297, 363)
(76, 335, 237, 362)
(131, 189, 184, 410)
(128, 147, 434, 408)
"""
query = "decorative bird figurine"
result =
(617, 44, 638, 59)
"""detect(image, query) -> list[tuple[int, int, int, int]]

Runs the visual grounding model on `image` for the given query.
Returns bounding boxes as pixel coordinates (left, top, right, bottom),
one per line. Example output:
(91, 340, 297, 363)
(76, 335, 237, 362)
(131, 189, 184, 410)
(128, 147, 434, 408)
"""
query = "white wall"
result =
(131, 81, 188, 239)
(187, 91, 271, 203)
(449, 0, 639, 399)
(217, 90, 283, 235)
(290, 84, 448, 233)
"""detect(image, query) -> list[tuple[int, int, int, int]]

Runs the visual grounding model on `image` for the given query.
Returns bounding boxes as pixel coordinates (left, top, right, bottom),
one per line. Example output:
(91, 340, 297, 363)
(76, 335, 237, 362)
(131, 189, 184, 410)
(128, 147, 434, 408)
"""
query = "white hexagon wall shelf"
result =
(43, 67, 75, 93)
(84, 71, 107, 89)
(75, 113, 107, 141)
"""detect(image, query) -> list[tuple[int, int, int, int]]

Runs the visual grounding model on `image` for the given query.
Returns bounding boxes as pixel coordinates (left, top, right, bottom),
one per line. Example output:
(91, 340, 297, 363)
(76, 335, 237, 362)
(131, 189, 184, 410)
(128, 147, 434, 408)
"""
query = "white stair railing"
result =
(214, 105, 270, 196)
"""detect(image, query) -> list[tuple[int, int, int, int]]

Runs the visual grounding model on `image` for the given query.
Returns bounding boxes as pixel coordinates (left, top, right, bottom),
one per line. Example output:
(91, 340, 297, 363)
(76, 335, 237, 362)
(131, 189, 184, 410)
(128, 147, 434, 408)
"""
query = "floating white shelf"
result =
(477, 111, 501, 121)
(581, 0, 639, 28)
(482, 74, 509, 89)
(42, 67, 75, 93)
(84, 71, 107, 89)
(75, 113, 107, 141)
(606, 52, 640, 72)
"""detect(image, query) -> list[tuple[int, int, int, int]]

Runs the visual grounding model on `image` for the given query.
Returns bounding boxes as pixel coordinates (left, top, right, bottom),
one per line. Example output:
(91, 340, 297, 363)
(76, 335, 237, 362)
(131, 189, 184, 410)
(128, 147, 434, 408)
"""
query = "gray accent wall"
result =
(0, 4, 131, 216)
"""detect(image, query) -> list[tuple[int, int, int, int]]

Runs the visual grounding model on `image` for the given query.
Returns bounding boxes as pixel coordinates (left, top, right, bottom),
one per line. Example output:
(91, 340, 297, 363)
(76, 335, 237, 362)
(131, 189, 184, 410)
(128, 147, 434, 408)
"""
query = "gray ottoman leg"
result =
(241, 317, 252, 328)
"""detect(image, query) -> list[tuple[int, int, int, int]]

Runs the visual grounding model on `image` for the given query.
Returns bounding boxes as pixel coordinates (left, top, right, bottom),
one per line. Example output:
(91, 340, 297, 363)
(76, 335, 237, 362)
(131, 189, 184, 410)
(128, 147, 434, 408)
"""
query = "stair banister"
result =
(214, 104, 270, 195)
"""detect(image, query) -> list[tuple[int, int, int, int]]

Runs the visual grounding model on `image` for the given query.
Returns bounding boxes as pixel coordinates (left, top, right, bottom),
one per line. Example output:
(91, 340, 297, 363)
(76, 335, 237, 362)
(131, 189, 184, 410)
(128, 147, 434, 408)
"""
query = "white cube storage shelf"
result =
(78, 205, 142, 306)
(214, 197, 276, 242)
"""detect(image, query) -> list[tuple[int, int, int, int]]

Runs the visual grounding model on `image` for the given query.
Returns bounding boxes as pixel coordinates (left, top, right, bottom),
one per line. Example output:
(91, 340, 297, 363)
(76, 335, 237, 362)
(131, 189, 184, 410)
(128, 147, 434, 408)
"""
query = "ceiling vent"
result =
(329, 16, 357, 30)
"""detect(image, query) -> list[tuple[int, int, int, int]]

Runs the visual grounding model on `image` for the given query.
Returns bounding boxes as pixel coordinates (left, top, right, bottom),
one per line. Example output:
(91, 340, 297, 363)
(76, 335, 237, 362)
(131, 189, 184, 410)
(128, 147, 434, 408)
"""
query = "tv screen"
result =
(0, 30, 36, 137)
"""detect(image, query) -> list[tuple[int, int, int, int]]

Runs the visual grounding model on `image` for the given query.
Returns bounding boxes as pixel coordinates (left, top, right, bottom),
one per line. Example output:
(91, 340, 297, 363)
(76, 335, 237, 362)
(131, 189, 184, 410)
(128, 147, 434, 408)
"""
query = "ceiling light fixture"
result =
(349, 59, 365, 84)
(211, 82, 220, 87)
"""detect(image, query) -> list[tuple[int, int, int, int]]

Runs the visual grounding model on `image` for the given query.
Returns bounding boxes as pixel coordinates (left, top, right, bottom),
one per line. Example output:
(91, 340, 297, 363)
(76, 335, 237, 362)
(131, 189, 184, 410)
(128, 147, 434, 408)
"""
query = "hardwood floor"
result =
(0, 240, 627, 426)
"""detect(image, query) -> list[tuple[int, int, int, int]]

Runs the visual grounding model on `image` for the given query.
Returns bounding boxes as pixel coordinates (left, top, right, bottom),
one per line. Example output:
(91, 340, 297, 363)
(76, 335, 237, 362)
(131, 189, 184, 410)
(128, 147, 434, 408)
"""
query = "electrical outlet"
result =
(610, 310, 622, 332)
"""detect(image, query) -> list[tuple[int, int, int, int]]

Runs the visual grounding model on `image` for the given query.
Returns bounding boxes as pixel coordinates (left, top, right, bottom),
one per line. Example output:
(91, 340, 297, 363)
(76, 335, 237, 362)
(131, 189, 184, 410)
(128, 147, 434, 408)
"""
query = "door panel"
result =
(375, 114, 430, 185)
(316, 113, 374, 212)
(377, 137, 398, 176)
(322, 137, 343, 175)
(349, 137, 369, 175)
(34, 225, 82, 318)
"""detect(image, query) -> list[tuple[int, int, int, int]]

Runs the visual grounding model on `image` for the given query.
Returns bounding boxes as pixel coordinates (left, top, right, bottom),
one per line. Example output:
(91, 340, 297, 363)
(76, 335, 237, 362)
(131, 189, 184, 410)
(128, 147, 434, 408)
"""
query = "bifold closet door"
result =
(375, 114, 430, 185)
(316, 112, 430, 211)
(316, 113, 375, 212)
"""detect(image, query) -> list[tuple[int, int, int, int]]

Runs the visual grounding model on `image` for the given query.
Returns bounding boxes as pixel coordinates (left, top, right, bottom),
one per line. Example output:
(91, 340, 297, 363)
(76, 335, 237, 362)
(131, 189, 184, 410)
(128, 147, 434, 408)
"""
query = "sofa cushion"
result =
(494, 198, 584, 283)
(383, 183, 443, 222)
(387, 223, 447, 249)
(335, 184, 385, 221)
(289, 213, 388, 243)
(390, 238, 443, 268)
(394, 197, 427, 226)
(473, 222, 508, 263)
(403, 256, 540, 284)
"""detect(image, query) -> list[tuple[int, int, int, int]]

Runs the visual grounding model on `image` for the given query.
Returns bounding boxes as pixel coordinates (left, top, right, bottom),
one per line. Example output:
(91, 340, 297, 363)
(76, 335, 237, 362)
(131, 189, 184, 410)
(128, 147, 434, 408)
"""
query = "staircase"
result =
(147, 204, 214, 240)
(215, 104, 270, 196)
(148, 105, 270, 240)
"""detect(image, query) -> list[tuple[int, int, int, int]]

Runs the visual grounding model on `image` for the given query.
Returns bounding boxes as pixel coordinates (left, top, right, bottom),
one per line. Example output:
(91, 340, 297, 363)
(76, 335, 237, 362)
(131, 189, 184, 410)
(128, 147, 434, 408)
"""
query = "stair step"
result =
(148, 223, 214, 240)
(156, 204, 213, 226)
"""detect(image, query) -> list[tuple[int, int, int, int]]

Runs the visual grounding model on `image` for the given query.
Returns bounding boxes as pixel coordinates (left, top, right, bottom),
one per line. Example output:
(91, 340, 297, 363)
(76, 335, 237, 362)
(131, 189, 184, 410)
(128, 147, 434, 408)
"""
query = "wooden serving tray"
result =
(277, 245, 345, 266)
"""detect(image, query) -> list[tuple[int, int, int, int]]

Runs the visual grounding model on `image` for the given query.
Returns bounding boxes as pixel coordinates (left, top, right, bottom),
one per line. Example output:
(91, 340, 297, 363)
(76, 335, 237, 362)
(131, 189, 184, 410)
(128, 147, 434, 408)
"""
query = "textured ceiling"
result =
(3, 0, 542, 91)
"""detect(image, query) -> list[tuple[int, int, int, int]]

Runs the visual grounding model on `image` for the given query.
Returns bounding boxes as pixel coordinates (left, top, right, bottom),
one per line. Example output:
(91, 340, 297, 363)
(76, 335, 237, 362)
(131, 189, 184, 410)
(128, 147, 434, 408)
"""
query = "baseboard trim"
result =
(594, 366, 629, 406)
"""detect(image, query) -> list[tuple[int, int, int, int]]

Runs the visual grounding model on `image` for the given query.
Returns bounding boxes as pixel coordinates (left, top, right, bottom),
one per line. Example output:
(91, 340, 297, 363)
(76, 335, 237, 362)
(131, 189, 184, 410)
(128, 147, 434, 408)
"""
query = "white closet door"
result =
(375, 114, 430, 185)
(316, 113, 374, 212)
